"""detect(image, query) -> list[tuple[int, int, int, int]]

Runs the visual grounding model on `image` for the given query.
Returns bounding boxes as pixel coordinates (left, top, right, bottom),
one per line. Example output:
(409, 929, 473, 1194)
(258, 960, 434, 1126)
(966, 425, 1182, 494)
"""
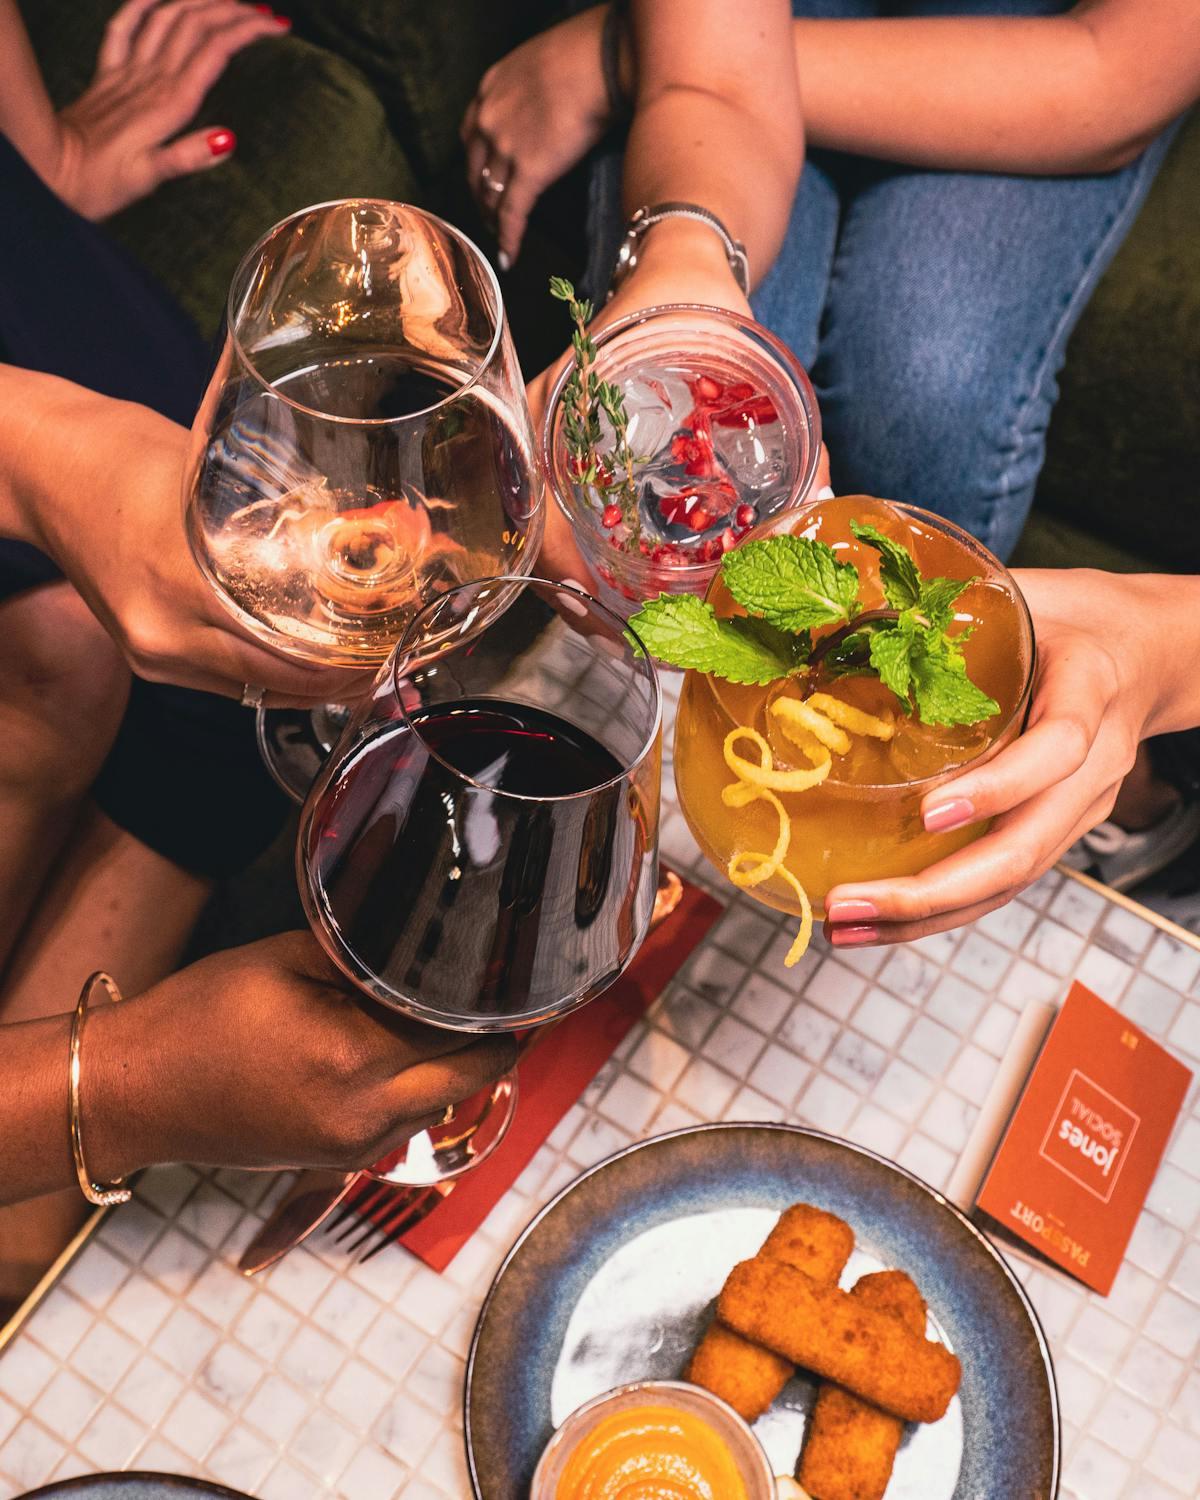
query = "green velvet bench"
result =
(21, 1, 1199, 574)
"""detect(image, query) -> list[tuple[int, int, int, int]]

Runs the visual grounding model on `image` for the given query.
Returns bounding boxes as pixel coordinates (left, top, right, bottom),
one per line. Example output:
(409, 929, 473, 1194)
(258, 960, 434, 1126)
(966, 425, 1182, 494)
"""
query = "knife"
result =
(237, 1168, 358, 1276)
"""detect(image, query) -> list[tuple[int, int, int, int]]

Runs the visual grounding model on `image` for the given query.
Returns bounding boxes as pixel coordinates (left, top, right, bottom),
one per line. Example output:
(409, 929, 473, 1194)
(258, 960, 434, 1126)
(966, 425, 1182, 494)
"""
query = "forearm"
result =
(1134, 575, 1200, 739)
(0, 366, 180, 558)
(623, 0, 802, 286)
(0, 367, 101, 546)
(0, 1016, 77, 1204)
(0, 0, 64, 185)
(0, 997, 164, 1206)
(794, 5, 1198, 174)
(621, 95, 800, 283)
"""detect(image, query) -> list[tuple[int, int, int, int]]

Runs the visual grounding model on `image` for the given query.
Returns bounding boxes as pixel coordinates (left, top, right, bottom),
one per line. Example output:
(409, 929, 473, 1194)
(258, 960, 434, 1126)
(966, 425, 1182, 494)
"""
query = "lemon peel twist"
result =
(807, 692, 894, 741)
(720, 693, 892, 966)
(770, 696, 851, 755)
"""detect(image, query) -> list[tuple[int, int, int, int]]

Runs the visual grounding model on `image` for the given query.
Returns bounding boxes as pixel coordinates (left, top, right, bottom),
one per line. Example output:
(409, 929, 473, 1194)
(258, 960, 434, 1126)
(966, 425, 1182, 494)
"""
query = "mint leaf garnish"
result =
(917, 575, 972, 631)
(862, 612, 999, 726)
(627, 519, 1001, 728)
(868, 629, 914, 703)
(912, 660, 1000, 726)
(820, 630, 874, 680)
(850, 521, 920, 610)
(908, 627, 1000, 726)
(722, 535, 859, 632)
(739, 615, 812, 670)
(628, 594, 806, 685)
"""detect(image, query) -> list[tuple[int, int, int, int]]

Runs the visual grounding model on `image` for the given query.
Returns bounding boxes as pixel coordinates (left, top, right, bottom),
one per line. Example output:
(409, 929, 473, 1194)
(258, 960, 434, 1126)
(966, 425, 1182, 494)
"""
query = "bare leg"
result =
(1109, 742, 1180, 831)
(0, 582, 130, 1311)
(0, 805, 212, 1307)
(0, 581, 129, 972)
(0, 585, 210, 1308)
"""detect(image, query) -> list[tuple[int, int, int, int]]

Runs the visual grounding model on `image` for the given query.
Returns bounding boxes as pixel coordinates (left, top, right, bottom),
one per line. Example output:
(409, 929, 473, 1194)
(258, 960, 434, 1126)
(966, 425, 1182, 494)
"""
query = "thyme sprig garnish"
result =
(549, 276, 641, 546)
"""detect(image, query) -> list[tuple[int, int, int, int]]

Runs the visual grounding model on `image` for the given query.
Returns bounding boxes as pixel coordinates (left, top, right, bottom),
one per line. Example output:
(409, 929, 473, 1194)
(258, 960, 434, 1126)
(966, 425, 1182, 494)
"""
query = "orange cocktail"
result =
(672, 496, 1034, 934)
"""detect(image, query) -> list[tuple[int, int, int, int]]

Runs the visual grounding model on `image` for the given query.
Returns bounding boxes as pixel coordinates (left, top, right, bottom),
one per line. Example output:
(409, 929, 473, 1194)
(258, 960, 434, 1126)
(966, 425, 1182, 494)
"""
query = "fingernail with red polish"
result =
(273, 14, 291, 25)
(923, 797, 975, 834)
(825, 898, 878, 925)
(830, 924, 878, 948)
(207, 128, 236, 157)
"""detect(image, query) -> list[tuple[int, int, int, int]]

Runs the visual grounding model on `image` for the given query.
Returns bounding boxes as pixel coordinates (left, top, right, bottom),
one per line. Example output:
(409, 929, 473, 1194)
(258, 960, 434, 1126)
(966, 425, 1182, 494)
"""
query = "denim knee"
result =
(816, 342, 1049, 561)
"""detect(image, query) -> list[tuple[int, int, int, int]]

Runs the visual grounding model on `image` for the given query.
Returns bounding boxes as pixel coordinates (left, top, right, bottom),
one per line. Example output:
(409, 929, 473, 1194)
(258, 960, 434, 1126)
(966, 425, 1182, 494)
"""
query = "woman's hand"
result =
(90, 932, 517, 1180)
(823, 569, 1189, 946)
(462, 5, 616, 268)
(6, 370, 367, 705)
(50, 0, 288, 220)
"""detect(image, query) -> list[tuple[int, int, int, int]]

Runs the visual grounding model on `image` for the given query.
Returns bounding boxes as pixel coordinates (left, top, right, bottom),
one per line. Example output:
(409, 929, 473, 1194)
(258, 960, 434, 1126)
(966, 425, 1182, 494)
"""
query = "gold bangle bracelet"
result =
(68, 971, 132, 1208)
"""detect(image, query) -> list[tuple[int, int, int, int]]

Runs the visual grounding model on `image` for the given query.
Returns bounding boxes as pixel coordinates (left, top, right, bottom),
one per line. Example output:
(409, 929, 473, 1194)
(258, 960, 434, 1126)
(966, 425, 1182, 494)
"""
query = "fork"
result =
(324, 1177, 452, 1262)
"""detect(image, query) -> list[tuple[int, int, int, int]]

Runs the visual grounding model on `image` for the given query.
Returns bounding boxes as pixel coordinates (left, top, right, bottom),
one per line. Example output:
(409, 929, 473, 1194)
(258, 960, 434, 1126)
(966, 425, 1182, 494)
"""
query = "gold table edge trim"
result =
(0, 1204, 105, 1358)
(1058, 862, 1200, 955)
(2, 868, 1196, 1356)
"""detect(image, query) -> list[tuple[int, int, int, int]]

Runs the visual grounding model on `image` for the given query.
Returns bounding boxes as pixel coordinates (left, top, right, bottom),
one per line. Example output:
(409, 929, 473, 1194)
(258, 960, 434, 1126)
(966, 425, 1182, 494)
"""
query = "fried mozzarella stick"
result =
(717, 1258, 961, 1424)
(799, 1271, 927, 1500)
(686, 1204, 854, 1422)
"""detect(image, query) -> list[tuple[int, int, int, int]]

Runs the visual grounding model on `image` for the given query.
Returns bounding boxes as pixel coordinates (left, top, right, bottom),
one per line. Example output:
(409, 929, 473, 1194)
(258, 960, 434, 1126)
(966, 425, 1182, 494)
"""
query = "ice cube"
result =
(887, 713, 992, 784)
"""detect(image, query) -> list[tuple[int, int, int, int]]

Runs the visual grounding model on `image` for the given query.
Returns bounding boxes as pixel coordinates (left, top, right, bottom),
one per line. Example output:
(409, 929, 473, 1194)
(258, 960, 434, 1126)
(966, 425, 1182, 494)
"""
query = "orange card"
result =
(977, 981, 1192, 1294)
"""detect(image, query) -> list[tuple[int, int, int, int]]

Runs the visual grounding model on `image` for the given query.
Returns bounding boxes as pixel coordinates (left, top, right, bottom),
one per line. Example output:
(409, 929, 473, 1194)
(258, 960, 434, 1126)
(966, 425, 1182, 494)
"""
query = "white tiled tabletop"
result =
(1, 636, 1198, 1500)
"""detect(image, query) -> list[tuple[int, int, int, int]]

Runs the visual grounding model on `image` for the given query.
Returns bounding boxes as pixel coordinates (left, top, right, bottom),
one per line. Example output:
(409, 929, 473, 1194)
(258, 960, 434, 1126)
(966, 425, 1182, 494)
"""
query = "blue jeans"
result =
(587, 1, 1179, 559)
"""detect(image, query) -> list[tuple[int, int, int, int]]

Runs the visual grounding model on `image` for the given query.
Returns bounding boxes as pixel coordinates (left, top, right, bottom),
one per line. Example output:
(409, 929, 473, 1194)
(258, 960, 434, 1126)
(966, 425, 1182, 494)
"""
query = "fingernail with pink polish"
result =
(830, 924, 878, 948)
(206, 128, 236, 157)
(923, 797, 975, 834)
(825, 898, 878, 924)
(497, 250, 512, 272)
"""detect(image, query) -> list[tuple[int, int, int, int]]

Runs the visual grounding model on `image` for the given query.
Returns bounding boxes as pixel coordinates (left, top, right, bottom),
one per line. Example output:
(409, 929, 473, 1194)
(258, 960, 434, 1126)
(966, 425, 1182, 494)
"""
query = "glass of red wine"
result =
(296, 576, 662, 1182)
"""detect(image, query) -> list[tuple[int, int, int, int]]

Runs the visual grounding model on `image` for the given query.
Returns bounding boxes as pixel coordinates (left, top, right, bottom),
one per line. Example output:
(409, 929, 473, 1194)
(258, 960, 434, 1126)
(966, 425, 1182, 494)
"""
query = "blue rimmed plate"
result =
(19, 1478, 250, 1498)
(465, 1123, 1058, 1499)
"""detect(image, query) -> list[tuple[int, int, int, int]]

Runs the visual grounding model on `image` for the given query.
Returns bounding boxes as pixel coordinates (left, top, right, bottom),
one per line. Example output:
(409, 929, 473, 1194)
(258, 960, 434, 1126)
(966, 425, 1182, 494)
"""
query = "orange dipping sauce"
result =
(554, 1402, 751, 1500)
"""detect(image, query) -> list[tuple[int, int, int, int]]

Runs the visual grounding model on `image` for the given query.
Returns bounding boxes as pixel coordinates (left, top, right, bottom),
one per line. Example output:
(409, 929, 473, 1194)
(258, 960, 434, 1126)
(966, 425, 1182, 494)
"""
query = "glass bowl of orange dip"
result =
(531, 1378, 776, 1500)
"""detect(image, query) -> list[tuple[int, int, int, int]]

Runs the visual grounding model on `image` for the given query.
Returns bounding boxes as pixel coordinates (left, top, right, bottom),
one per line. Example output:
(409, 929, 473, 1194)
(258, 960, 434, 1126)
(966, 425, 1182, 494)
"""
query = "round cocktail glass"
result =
(542, 304, 821, 620)
(674, 496, 1035, 920)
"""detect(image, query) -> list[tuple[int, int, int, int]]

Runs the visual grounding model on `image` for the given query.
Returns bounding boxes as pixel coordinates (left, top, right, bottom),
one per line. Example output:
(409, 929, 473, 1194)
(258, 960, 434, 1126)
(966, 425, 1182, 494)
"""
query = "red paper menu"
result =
(977, 982, 1192, 1295)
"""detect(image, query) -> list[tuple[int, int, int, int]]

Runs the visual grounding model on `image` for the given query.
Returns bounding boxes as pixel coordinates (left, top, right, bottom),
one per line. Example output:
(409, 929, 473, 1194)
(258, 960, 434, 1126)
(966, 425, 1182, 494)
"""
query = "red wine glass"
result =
(295, 576, 662, 1183)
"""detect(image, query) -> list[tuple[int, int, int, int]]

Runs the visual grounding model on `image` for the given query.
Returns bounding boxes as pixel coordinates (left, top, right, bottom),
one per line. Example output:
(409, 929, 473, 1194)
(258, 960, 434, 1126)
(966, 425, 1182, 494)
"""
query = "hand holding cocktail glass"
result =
(821, 568, 1200, 945)
(636, 493, 1035, 963)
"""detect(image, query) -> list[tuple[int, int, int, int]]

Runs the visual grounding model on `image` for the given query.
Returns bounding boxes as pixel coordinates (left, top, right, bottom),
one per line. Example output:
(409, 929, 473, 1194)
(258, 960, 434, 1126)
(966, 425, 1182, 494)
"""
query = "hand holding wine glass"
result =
(0, 932, 517, 1207)
(289, 577, 662, 1184)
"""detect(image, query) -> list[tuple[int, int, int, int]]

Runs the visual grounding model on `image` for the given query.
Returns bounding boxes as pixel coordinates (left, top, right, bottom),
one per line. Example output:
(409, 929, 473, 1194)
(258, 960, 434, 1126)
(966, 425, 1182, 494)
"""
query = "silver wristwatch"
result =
(609, 202, 750, 298)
